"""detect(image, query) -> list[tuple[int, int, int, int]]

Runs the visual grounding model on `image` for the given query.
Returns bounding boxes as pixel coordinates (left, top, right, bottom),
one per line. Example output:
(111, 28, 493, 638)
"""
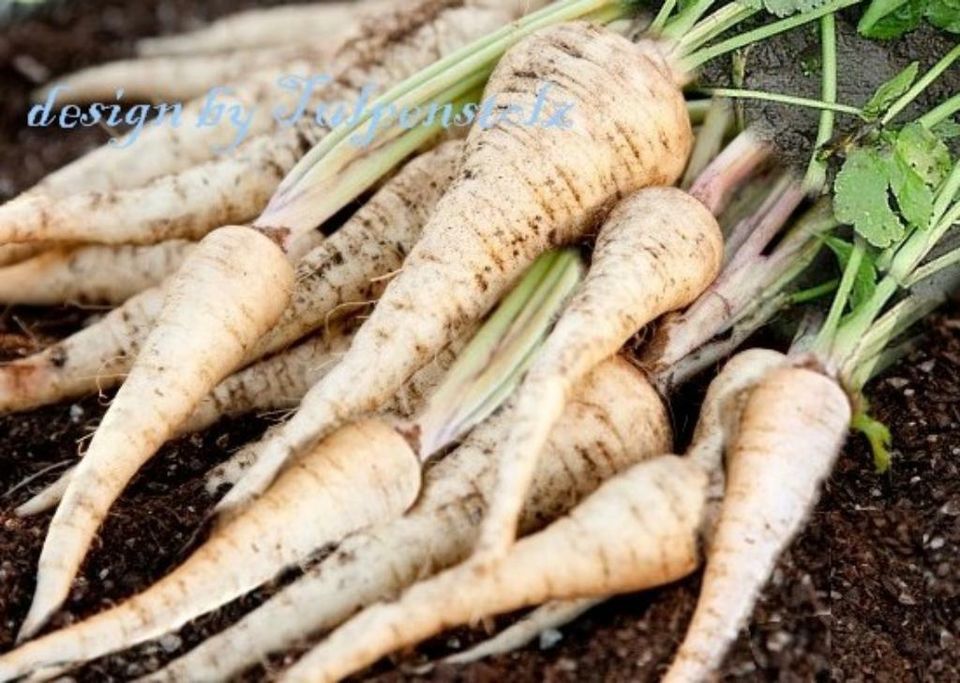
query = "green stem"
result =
(802, 13, 837, 195)
(678, 2, 758, 54)
(918, 93, 960, 129)
(881, 44, 960, 126)
(791, 279, 839, 304)
(662, 0, 716, 40)
(813, 237, 864, 353)
(680, 0, 863, 70)
(650, 0, 679, 32)
(905, 245, 960, 287)
(271, 0, 627, 203)
(695, 87, 863, 117)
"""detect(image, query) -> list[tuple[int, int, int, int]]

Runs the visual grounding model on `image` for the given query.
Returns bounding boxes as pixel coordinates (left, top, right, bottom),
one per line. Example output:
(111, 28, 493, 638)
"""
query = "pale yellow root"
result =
(279, 455, 707, 683)
(17, 227, 293, 640)
(1, 0, 517, 244)
(447, 598, 603, 664)
(0, 420, 420, 682)
(226, 21, 693, 510)
(144, 357, 670, 682)
(0, 287, 164, 414)
(15, 326, 355, 517)
(0, 140, 451, 415)
(137, 2, 360, 56)
(0, 241, 192, 306)
(251, 139, 463, 360)
(475, 187, 722, 556)
(664, 365, 851, 683)
(209, 326, 475, 515)
(40, 46, 313, 103)
(30, 57, 317, 198)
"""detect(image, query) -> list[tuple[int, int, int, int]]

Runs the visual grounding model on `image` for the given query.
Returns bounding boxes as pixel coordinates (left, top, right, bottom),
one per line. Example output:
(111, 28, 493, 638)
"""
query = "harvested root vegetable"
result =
(29, 57, 318, 198)
(16, 227, 293, 640)
(40, 46, 316, 104)
(0, 140, 458, 415)
(664, 365, 850, 682)
(0, 420, 421, 682)
(0, 287, 164, 414)
(0, 0, 516, 244)
(447, 598, 603, 663)
(473, 185, 723, 556)
(15, 325, 356, 517)
(204, 330, 471, 497)
(145, 357, 670, 682)
(282, 457, 706, 683)
(0, 241, 192, 306)
(274, 349, 786, 682)
(224, 20, 693, 509)
(137, 2, 359, 56)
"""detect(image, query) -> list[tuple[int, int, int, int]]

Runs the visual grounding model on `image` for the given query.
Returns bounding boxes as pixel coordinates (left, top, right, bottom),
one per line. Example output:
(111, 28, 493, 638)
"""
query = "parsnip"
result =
(0, 0, 517, 244)
(0, 141, 459, 414)
(271, 349, 786, 682)
(663, 365, 850, 682)
(0, 242, 192, 306)
(223, 21, 694, 509)
(0, 420, 420, 682)
(145, 357, 670, 682)
(17, 227, 294, 640)
(470, 186, 722, 555)
(137, 3, 359, 56)
(41, 47, 315, 104)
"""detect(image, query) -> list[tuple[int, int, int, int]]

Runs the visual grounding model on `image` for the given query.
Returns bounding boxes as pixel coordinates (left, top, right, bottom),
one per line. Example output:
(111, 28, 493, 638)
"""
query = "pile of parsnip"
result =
(1, 0, 958, 681)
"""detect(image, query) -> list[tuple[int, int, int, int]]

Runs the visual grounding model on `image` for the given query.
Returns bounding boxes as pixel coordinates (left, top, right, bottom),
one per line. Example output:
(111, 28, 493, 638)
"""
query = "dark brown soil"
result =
(1, 3, 958, 682)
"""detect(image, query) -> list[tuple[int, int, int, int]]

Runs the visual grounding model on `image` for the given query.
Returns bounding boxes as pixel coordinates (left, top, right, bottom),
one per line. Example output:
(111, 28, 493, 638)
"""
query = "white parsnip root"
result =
(1, 0, 517, 244)
(137, 2, 359, 56)
(474, 186, 723, 555)
(282, 455, 706, 683)
(275, 348, 788, 682)
(664, 365, 851, 682)
(15, 325, 356, 517)
(0, 141, 459, 415)
(0, 241, 192, 306)
(447, 598, 603, 664)
(146, 357, 670, 682)
(224, 20, 693, 509)
(0, 420, 420, 682)
(17, 227, 293, 640)
(41, 47, 317, 104)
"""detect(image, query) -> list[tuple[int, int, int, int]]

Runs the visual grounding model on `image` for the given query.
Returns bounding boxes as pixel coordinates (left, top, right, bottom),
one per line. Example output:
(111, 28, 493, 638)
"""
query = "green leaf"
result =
(834, 148, 906, 247)
(927, 0, 960, 31)
(762, 0, 827, 16)
(862, 62, 920, 120)
(932, 119, 960, 139)
(895, 122, 952, 187)
(852, 408, 894, 473)
(859, 0, 927, 39)
(889, 152, 935, 228)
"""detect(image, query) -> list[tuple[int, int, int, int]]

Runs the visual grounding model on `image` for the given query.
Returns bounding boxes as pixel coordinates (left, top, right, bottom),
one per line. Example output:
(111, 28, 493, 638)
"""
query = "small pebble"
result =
(539, 628, 563, 650)
(159, 634, 182, 653)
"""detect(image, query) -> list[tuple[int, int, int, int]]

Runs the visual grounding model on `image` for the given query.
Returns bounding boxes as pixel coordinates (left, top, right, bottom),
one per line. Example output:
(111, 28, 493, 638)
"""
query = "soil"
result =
(0, 2, 958, 682)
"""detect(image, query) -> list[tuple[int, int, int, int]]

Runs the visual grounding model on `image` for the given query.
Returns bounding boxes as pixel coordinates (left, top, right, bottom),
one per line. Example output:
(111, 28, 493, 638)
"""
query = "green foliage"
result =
(762, 0, 829, 16)
(851, 406, 894, 472)
(862, 63, 918, 121)
(834, 149, 906, 247)
(858, 0, 960, 37)
(825, 237, 878, 311)
(834, 123, 952, 247)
